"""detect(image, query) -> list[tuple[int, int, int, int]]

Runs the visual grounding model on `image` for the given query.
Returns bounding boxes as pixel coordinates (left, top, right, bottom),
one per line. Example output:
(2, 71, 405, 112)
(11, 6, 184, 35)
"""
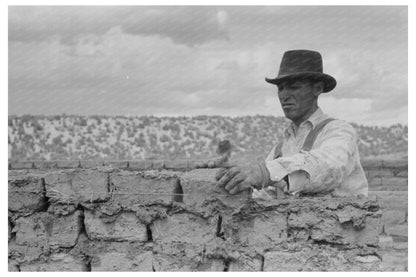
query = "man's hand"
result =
(215, 162, 271, 195)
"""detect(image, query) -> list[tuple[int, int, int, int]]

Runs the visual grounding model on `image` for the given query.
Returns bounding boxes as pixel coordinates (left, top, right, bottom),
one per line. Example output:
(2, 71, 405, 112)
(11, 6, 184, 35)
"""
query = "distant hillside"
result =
(8, 115, 407, 161)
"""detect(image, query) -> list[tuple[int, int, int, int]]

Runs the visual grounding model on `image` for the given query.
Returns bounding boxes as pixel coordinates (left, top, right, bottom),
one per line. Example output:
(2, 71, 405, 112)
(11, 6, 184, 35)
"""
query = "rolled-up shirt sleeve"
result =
(265, 121, 357, 194)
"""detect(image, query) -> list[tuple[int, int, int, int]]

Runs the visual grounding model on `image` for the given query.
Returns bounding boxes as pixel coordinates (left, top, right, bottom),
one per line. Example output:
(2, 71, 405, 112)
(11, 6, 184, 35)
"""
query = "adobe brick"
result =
(382, 159, 408, 169)
(110, 171, 177, 207)
(384, 223, 407, 237)
(14, 211, 82, 249)
(33, 160, 58, 169)
(361, 158, 383, 169)
(164, 159, 188, 170)
(128, 160, 152, 170)
(369, 191, 407, 210)
(179, 169, 251, 214)
(8, 172, 46, 214)
(56, 160, 81, 169)
(103, 160, 129, 169)
(84, 210, 147, 242)
(152, 160, 165, 169)
(44, 169, 109, 204)
(10, 161, 34, 169)
(79, 160, 104, 168)
(20, 253, 87, 271)
(151, 213, 216, 244)
(225, 211, 287, 251)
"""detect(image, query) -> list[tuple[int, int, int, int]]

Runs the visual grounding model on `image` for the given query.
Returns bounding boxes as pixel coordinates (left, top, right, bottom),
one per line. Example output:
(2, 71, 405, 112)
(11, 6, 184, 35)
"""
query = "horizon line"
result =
(8, 113, 408, 128)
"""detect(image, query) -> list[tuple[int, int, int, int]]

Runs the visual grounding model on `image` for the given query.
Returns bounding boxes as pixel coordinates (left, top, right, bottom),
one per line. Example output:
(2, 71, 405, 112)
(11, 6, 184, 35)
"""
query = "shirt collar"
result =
(284, 107, 328, 137)
(306, 107, 326, 128)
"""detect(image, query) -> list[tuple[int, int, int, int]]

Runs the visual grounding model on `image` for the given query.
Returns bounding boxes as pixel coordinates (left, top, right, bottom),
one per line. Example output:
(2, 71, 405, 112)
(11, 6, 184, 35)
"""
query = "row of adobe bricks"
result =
(8, 158, 408, 171)
(8, 159, 202, 170)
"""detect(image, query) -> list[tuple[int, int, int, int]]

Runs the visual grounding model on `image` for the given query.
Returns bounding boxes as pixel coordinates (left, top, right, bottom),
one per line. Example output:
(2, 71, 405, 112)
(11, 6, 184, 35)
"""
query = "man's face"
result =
(277, 78, 319, 124)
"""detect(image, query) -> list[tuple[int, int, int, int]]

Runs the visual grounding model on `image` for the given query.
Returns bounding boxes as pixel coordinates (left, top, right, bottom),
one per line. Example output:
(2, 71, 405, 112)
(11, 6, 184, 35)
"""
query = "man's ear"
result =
(313, 81, 324, 96)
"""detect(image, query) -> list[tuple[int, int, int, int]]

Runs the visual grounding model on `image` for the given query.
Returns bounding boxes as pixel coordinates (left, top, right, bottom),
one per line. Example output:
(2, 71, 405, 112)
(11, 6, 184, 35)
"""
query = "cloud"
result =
(8, 6, 125, 42)
(8, 26, 275, 118)
(8, 6, 407, 126)
(9, 6, 229, 46)
(122, 7, 229, 45)
(324, 48, 407, 114)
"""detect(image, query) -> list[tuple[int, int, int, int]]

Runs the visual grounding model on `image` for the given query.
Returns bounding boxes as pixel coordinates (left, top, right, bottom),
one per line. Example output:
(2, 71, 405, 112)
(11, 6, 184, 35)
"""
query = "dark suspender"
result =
(272, 118, 335, 190)
(301, 118, 335, 151)
(273, 118, 335, 159)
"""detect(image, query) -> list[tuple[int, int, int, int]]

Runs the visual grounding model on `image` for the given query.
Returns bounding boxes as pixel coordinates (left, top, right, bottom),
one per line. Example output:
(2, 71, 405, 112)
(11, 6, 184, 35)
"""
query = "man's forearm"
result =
(265, 148, 353, 194)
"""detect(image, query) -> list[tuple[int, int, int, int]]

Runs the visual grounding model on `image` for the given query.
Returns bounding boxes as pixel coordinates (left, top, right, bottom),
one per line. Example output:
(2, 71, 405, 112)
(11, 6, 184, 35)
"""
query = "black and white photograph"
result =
(6, 3, 410, 272)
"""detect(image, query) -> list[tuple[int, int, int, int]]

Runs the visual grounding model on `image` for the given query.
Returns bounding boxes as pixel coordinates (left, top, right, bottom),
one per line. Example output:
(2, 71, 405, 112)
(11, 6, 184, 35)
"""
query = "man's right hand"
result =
(215, 162, 271, 195)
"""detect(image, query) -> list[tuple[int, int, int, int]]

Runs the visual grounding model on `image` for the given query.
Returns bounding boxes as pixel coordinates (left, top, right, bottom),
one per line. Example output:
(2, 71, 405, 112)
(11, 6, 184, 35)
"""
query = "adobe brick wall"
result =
(9, 166, 385, 271)
(361, 158, 408, 191)
(8, 158, 409, 188)
(360, 158, 408, 271)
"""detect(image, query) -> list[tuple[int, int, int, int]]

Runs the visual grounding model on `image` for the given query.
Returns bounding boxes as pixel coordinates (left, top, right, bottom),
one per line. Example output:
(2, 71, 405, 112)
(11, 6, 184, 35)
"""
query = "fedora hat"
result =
(265, 50, 336, 93)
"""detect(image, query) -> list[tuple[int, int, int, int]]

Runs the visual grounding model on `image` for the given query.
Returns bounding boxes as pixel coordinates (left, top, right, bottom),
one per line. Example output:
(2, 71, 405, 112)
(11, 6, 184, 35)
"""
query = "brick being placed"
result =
(179, 168, 251, 215)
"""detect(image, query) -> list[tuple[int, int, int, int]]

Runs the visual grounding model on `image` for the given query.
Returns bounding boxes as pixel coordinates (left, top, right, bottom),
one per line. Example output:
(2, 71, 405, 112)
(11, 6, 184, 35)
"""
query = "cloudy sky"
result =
(8, 6, 407, 126)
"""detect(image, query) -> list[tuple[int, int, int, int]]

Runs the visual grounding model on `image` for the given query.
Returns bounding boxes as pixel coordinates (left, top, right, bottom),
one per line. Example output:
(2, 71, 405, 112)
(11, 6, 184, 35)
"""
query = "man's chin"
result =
(282, 110, 296, 120)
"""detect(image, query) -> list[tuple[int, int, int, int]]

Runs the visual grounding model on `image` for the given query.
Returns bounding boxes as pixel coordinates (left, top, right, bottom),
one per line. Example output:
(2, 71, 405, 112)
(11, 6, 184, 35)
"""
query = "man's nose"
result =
(278, 88, 289, 99)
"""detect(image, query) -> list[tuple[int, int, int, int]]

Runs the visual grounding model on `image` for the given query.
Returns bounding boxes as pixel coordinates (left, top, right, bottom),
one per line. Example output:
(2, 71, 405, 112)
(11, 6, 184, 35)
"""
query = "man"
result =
(216, 49, 368, 197)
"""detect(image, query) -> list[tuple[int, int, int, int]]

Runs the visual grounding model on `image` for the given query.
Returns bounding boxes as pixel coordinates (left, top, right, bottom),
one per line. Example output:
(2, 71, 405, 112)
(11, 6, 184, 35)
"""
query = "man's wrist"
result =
(257, 162, 271, 189)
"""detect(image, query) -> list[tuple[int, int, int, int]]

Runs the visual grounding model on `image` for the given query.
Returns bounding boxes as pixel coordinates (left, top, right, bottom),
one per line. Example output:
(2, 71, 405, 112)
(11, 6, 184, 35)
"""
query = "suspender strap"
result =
(301, 118, 335, 151)
(269, 118, 334, 192)
(272, 118, 335, 159)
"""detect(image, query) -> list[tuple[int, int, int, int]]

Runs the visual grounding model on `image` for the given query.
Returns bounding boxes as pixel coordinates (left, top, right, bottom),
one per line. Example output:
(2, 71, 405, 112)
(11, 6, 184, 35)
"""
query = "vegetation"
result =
(8, 115, 408, 161)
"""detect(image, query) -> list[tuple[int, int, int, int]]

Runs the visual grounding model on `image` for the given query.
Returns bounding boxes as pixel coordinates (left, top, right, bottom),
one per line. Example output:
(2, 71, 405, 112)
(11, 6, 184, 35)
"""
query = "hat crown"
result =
(278, 50, 323, 77)
(265, 49, 336, 93)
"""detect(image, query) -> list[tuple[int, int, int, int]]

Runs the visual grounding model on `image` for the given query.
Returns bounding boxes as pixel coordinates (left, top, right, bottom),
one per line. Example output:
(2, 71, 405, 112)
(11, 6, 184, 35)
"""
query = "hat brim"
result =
(265, 72, 336, 93)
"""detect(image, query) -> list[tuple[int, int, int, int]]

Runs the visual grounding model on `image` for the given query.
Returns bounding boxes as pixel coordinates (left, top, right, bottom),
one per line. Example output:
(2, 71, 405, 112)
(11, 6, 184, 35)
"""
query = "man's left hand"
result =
(216, 162, 271, 195)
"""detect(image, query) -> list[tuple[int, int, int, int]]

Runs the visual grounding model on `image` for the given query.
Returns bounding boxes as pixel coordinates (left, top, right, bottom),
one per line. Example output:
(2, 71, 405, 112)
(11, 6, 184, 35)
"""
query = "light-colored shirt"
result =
(264, 108, 368, 197)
